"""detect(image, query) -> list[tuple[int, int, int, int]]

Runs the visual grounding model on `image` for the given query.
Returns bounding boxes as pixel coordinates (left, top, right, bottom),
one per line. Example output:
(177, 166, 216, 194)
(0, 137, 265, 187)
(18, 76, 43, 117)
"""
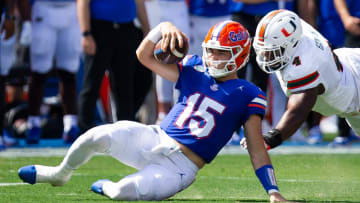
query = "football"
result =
(154, 39, 189, 64)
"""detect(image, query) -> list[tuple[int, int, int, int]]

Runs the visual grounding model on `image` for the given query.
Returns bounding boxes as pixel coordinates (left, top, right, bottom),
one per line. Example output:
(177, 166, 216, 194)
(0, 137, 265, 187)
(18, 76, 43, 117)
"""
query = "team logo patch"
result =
(210, 84, 219, 91)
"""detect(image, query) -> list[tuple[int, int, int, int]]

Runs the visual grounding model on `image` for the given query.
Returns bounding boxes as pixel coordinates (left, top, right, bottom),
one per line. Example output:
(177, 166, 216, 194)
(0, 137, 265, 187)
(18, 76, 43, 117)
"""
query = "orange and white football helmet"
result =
(202, 20, 251, 78)
(253, 9, 303, 73)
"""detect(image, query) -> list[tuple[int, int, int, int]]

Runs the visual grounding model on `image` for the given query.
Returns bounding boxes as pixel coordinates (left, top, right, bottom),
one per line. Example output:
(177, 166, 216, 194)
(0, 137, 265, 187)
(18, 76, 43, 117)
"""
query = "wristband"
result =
(263, 129, 283, 149)
(255, 165, 279, 194)
(147, 24, 162, 43)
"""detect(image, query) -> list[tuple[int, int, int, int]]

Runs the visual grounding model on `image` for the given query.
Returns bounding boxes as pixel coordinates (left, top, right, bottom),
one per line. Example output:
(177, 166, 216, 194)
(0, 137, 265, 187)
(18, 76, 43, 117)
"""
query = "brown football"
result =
(154, 39, 189, 64)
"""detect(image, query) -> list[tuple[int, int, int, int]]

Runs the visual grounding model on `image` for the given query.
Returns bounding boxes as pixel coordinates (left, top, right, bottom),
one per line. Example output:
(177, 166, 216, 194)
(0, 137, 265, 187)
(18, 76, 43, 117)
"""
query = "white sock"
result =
(63, 114, 78, 132)
(35, 165, 72, 186)
(27, 116, 41, 129)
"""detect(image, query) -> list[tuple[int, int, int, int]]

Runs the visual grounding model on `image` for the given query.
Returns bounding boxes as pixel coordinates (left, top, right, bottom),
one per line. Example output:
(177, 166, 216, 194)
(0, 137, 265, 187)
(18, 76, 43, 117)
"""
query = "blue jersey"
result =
(33, 0, 74, 3)
(230, 1, 295, 15)
(346, 0, 360, 18)
(90, 0, 136, 23)
(34, 0, 75, 2)
(189, 0, 231, 17)
(160, 55, 267, 163)
(317, 0, 344, 48)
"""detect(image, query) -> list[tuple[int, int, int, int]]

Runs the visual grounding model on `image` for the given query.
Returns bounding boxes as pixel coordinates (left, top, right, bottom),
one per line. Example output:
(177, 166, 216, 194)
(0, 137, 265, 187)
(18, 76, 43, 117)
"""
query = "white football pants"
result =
(59, 121, 198, 200)
(0, 14, 16, 76)
(30, 1, 81, 73)
(336, 48, 360, 135)
(156, 0, 190, 104)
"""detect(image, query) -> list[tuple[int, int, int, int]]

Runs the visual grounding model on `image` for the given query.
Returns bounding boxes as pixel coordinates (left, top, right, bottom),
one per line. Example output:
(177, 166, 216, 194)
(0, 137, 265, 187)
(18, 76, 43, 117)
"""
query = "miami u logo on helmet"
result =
(229, 31, 249, 42)
(281, 20, 297, 37)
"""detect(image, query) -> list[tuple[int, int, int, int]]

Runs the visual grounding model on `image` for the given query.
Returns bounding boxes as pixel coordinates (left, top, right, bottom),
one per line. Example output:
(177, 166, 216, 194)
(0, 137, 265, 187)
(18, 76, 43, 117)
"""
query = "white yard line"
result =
(220, 145, 360, 155)
(0, 148, 69, 157)
(0, 183, 28, 186)
(0, 144, 360, 158)
(0, 148, 107, 157)
(199, 176, 360, 184)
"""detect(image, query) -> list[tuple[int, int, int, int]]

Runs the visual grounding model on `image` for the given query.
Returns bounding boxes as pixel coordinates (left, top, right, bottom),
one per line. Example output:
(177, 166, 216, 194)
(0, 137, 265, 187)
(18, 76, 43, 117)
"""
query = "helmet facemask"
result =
(254, 42, 289, 73)
(202, 43, 243, 78)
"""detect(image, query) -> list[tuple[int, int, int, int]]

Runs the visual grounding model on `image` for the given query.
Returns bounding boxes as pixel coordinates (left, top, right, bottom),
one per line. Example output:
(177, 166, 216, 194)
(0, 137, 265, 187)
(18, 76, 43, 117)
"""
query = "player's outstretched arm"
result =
(136, 22, 186, 82)
(264, 86, 321, 149)
(244, 115, 287, 202)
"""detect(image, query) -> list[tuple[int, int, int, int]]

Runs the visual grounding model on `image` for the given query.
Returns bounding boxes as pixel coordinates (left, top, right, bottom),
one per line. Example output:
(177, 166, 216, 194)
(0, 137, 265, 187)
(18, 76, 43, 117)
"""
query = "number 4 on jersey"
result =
(292, 56, 301, 66)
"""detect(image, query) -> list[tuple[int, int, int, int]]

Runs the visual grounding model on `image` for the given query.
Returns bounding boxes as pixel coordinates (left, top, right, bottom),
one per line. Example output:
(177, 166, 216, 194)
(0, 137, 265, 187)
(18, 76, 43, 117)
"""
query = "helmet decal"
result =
(258, 9, 283, 42)
(281, 20, 297, 37)
(229, 30, 249, 42)
(210, 20, 233, 41)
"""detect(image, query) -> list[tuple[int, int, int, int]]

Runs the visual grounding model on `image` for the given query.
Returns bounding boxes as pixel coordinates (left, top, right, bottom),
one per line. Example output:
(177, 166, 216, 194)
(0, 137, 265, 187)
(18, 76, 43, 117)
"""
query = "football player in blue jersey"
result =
(18, 21, 287, 202)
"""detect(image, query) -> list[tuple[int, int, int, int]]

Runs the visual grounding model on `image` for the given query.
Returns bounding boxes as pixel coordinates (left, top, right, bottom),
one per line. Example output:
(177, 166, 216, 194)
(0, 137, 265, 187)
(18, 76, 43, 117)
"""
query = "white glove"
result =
(240, 137, 248, 150)
(240, 137, 270, 150)
(20, 21, 32, 46)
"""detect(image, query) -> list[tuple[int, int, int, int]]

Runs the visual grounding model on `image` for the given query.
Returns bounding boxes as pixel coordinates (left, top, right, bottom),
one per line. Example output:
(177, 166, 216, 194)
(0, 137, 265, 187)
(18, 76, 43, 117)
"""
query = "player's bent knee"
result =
(76, 126, 111, 153)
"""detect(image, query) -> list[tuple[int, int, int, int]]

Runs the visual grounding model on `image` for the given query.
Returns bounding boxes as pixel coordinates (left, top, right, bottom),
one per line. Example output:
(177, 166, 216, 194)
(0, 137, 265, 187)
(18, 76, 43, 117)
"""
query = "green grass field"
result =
(0, 154, 359, 202)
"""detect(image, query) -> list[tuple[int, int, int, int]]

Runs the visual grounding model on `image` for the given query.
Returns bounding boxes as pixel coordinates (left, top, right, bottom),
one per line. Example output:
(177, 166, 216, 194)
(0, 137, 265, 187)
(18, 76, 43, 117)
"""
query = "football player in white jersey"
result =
(251, 9, 360, 149)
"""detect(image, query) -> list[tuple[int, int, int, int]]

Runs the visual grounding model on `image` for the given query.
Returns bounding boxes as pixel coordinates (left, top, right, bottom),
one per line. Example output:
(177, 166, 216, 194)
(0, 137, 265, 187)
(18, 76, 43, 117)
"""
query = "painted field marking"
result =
(220, 145, 360, 155)
(0, 183, 28, 186)
(198, 175, 360, 184)
(1, 144, 360, 158)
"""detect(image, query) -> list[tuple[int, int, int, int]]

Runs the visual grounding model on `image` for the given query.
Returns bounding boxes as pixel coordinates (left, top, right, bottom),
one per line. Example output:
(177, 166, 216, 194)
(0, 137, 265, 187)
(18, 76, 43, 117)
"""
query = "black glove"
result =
(263, 129, 283, 149)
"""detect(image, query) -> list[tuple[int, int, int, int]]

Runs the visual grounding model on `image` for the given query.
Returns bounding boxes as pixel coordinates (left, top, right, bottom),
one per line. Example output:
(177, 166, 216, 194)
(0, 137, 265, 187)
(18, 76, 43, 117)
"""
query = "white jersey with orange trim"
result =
(276, 20, 360, 116)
